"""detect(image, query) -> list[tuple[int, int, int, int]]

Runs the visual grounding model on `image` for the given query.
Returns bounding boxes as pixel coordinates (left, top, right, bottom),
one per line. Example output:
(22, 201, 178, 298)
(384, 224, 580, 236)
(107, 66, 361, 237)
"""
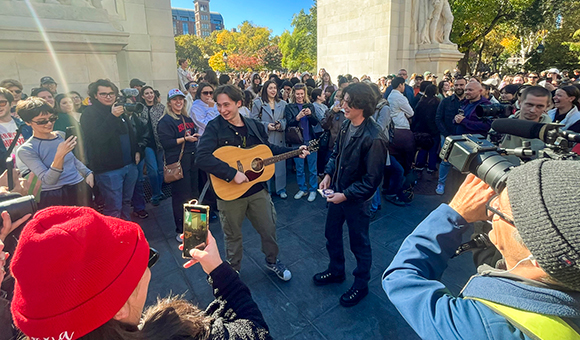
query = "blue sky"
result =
(170, 0, 314, 36)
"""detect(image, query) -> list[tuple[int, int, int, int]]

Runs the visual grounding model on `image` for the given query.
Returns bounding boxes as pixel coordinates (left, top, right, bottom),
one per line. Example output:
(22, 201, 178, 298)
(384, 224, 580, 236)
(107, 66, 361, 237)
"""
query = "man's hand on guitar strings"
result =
(233, 171, 249, 184)
(298, 145, 310, 159)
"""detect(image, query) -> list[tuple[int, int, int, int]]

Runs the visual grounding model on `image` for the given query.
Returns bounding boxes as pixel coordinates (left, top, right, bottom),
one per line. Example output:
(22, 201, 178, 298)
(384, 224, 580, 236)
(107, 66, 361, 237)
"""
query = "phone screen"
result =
(182, 204, 209, 259)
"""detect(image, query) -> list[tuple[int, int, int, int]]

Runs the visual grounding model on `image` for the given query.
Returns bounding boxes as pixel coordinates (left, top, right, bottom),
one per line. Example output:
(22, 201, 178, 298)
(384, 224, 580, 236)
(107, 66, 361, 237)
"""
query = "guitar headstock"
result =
(308, 139, 320, 152)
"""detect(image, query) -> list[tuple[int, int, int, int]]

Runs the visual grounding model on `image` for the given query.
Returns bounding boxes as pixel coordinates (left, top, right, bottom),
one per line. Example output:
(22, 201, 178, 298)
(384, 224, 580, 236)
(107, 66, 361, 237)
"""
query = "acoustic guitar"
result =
(210, 140, 319, 201)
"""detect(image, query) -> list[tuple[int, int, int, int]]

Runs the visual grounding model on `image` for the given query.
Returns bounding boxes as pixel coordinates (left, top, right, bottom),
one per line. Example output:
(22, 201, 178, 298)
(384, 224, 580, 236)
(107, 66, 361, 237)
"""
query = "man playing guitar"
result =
(196, 85, 309, 281)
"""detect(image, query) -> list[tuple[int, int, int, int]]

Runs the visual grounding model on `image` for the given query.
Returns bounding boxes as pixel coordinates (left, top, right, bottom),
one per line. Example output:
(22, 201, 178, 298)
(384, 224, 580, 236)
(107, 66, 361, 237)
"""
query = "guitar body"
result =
(210, 145, 276, 201)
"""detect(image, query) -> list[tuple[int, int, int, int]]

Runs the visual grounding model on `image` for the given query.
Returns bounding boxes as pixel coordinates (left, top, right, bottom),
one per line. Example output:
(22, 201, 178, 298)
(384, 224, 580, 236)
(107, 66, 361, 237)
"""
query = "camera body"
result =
(440, 134, 515, 192)
(117, 88, 144, 114)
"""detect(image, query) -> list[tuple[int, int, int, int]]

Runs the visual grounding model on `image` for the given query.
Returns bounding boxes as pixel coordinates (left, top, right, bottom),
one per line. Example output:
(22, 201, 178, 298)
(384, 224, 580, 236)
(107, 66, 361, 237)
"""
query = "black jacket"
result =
(325, 118, 388, 202)
(128, 113, 151, 157)
(284, 103, 318, 144)
(435, 94, 462, 137)
(413, 97, 441, 136)
(81, 100, 141, 174)
(196, 115, 293, 183)
(205, 263, 272, 339)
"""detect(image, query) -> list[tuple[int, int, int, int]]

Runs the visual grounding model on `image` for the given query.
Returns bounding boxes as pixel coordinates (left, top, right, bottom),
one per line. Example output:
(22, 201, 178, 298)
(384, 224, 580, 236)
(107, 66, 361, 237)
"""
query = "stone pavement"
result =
(137, 172, 475, 340)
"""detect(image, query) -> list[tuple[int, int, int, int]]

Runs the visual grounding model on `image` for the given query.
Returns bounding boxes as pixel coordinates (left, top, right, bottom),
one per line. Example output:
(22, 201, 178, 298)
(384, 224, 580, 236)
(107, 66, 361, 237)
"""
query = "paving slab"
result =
(138, 175, 475, 340)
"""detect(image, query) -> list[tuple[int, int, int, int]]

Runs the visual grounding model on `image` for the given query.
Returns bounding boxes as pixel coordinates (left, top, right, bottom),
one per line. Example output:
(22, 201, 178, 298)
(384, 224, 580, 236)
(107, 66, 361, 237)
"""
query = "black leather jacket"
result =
(196, 115, 293, 183)
(325, 117, 388, 202)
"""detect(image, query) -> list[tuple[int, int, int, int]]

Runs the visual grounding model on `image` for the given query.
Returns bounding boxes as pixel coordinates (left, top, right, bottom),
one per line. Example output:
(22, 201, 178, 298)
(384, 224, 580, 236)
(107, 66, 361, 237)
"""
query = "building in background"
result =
(171, 0, 224, 37)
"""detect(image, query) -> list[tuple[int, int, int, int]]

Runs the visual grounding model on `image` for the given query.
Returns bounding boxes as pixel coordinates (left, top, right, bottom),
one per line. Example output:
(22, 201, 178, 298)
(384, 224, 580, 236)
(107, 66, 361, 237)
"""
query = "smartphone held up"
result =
(182, 200, 210, 259)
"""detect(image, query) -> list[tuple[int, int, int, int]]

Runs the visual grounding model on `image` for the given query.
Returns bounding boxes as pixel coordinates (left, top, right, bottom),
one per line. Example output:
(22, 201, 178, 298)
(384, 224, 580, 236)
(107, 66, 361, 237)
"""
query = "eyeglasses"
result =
(0, 100, 8, 107)
(486, 194, 515, 225)
(31, 115, 58, 125)
(148, 247, 159, 268)
(97, 92, 116, 98)
(201, 91, 213, 96)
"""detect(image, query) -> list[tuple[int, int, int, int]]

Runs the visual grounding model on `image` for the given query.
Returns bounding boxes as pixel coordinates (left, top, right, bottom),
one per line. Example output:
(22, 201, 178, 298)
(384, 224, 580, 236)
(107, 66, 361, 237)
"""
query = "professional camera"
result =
(475, 103, 514, 120)
(117, 88, 144, 114)
(0, 193, 37, 256)
(439, 119, 580, 192)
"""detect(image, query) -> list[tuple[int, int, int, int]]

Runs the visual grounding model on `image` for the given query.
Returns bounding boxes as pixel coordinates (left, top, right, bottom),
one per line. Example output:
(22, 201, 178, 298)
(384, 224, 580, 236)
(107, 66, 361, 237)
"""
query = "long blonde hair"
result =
(163, 97, 188, 120)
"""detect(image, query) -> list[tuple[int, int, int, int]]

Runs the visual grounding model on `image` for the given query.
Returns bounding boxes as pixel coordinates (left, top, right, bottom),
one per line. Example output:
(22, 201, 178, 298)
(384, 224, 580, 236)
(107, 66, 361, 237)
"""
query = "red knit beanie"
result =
(10, 206, 150, 340)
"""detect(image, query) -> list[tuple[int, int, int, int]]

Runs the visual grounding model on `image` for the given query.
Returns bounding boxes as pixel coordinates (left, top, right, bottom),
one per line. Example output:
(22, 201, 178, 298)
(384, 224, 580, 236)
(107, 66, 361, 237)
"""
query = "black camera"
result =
(117, 88, 144, 114)
(439, 135, 516, 192)
(475, 103, 514, 120)
(440, 119, 580, 192)
(0, 193, 37, 257)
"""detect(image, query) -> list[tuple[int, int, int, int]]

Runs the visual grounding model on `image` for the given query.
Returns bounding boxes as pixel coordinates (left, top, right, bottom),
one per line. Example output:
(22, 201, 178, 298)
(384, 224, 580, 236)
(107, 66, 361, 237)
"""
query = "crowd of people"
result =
(0, 62, 579, 339)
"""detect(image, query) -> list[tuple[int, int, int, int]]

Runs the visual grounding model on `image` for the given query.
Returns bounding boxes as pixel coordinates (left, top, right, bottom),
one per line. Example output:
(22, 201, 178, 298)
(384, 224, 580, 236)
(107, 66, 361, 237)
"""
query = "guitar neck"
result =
(263, 148, 304, 166)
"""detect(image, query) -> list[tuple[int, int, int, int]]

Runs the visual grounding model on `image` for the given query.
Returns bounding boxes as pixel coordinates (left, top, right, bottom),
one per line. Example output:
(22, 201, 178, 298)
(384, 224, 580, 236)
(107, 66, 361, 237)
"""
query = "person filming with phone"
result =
(383, 159, 580, 339)
(9, 206, 273, 340)
(15, 97, 93, 209)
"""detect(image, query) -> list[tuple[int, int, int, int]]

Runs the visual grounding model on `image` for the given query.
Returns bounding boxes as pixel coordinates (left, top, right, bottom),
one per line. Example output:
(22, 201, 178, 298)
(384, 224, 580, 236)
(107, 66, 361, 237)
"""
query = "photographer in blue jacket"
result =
(383, 159, 580, 340)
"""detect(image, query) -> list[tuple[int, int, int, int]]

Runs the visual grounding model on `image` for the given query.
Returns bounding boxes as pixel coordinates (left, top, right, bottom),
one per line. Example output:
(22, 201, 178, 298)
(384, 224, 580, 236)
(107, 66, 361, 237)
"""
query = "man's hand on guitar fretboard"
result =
(233, 171, 249, 184)
(298, 145, 311, 159)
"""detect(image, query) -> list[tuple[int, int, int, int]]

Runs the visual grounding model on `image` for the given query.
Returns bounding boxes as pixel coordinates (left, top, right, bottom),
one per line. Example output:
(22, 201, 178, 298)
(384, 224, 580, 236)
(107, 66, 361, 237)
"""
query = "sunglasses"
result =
(202, 91, 213, 96)
(148, 247, 159, 268)
(12, 90, 22, 94)
(0, 100, 8, 107)
(31, 115, 58, 125)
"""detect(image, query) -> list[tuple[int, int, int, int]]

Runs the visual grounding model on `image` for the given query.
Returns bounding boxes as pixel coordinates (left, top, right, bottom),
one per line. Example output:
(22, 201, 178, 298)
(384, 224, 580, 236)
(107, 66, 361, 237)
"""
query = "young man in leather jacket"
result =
(315, 82, 388, 307)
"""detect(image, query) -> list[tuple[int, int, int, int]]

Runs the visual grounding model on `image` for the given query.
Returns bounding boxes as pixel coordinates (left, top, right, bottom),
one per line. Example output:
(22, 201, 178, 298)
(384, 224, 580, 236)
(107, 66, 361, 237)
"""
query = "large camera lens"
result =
(124, 102, 144, 114)
(475, 104, 513, 120)
(0, 195, 37, 222)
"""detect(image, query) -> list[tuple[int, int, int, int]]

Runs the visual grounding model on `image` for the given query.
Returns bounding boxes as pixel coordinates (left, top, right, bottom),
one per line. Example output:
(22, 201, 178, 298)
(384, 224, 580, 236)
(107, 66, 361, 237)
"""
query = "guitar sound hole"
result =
(251, 158, 264, 171)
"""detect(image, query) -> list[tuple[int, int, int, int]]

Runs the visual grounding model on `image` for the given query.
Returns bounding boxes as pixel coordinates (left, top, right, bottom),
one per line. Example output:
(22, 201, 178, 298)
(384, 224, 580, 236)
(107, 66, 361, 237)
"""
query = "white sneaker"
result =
(307, 191, 316, 202)
(294, 190, 306, 199)
(436, 184, 445, 195)
(279, 192, 288, 199)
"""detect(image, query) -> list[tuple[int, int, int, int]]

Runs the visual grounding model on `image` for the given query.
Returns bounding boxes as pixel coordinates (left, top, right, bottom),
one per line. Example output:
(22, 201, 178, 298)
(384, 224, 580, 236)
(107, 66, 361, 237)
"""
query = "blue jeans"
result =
(145, 147, 163, 200)
(294, 151, 318, 192)
(95, 163, 138, 220)
(438, 135, 451, 185)
(132, 159, 146, 212)
(370, 188, 381, 212)
(416, 136, 440, 171)
(383, 156, 405, 197)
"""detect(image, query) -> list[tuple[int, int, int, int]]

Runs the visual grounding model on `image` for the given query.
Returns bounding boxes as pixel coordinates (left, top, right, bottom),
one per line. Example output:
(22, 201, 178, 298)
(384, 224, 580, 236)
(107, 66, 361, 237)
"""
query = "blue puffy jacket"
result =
(383, 204, 580, 340)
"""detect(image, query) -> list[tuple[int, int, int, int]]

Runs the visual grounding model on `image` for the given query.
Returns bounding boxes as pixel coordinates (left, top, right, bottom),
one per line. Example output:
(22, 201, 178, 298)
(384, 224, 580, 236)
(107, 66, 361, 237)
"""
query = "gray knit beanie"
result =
(507, 159, 580, 291)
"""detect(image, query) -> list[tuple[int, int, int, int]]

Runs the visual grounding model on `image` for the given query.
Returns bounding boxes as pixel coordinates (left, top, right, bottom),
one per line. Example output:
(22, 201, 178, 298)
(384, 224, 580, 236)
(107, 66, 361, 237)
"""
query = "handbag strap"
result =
(163, 115, 187, 166)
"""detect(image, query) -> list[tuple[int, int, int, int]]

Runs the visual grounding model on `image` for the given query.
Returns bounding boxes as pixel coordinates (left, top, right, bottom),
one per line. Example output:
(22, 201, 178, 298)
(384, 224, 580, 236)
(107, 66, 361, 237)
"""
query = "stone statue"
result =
(413, 0, 454, 45)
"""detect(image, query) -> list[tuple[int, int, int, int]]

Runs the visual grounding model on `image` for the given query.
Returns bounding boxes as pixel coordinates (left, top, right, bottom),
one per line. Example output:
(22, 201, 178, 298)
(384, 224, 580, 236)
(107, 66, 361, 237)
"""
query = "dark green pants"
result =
(217, 189, 279, 271)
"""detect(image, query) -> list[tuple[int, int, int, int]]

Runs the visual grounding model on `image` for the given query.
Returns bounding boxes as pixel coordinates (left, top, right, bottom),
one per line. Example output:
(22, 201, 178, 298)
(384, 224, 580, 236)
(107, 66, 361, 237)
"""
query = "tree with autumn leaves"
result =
(175, 21, 283, 72)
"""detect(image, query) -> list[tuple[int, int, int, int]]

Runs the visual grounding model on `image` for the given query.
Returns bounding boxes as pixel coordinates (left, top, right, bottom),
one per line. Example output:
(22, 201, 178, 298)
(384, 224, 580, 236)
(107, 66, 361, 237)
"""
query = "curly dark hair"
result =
(342, 82, 377, 118)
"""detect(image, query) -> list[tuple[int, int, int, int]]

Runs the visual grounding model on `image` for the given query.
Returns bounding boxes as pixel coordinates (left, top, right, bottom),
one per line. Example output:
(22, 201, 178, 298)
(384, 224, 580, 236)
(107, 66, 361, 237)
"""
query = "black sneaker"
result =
(266, 260, 292, 281)
(133, 210, 149, 219)
(384, 194, 406, 207)
(313, 270, 345, 286)
(340, 286, 369, 307)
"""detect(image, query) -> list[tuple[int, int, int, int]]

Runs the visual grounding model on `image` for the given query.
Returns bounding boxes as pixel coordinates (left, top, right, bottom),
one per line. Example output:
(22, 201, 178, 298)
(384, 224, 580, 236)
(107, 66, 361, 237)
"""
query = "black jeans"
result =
(324, 199, 372, 289)
(171, 152, 199, 233)
(39, 181, 92, 210)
